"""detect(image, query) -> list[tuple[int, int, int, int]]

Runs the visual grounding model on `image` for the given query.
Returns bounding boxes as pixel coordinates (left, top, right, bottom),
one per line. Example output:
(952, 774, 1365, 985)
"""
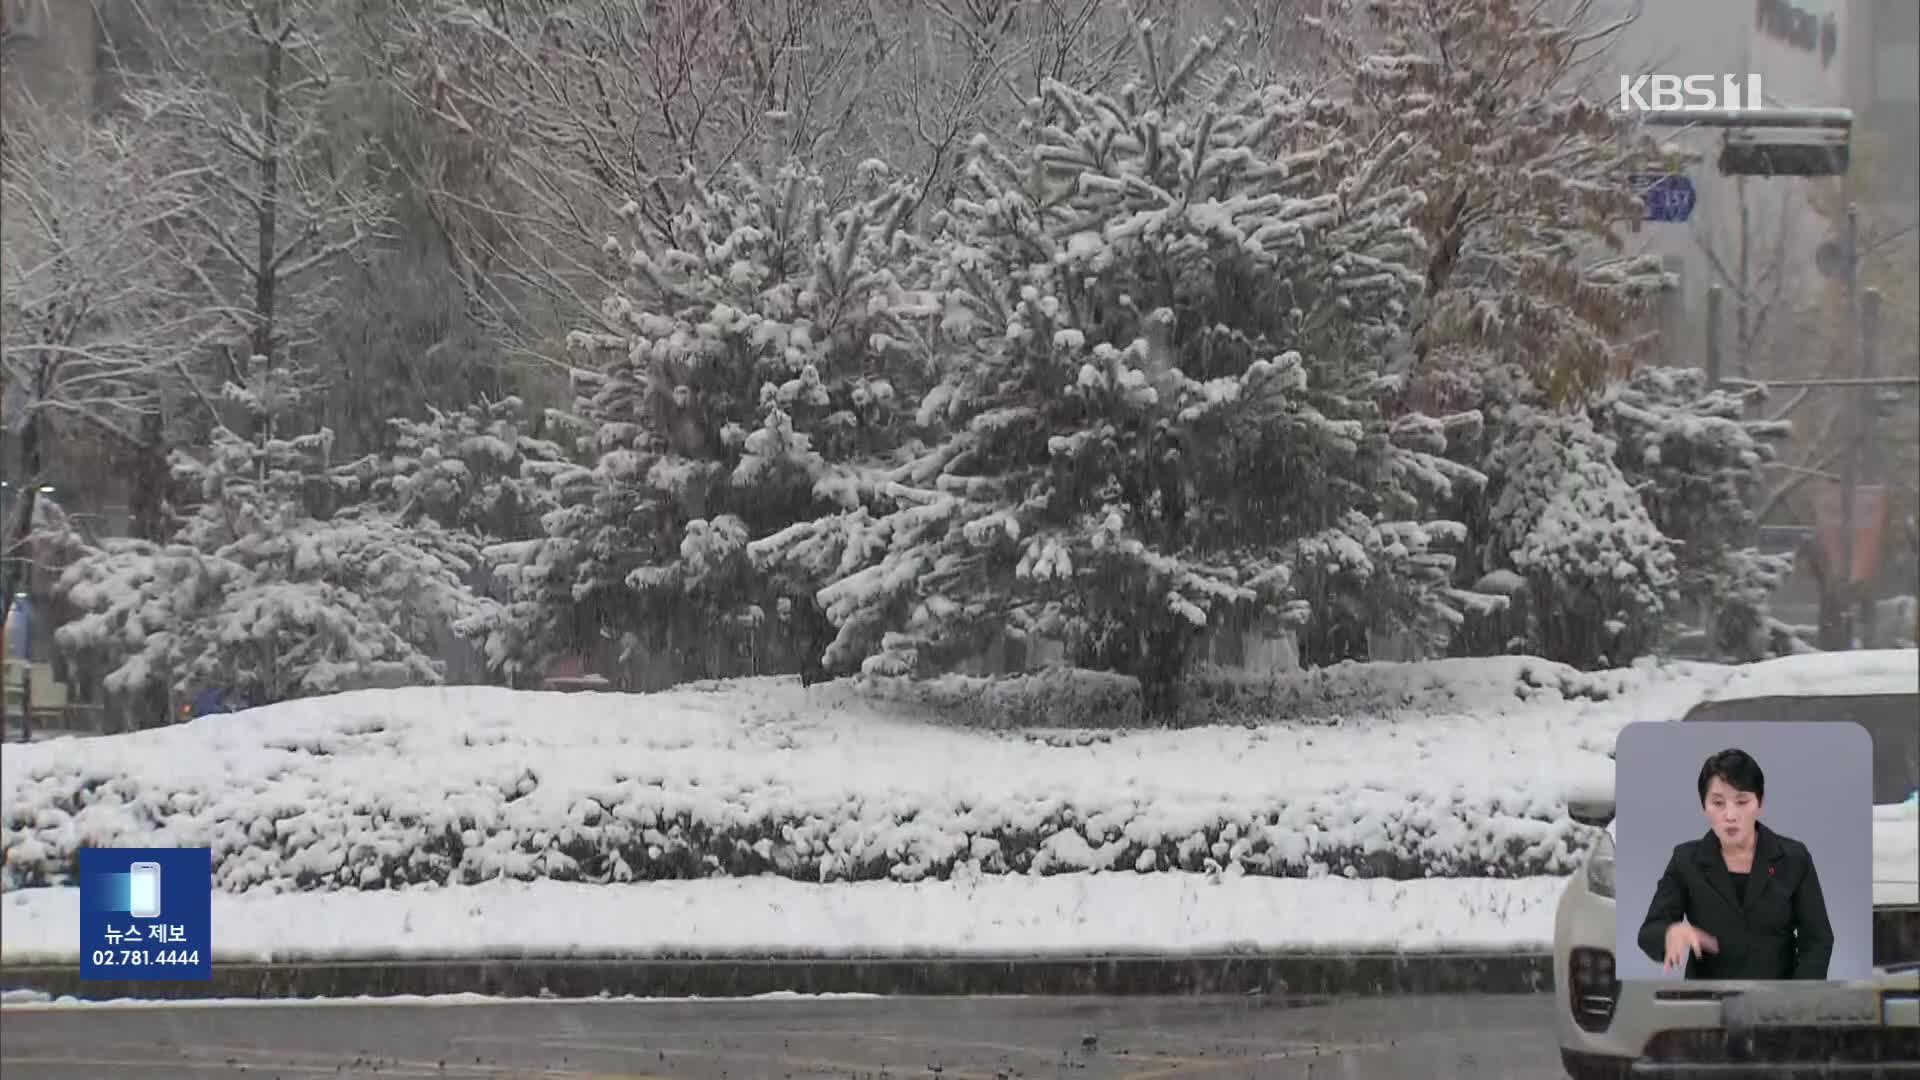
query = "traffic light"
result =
(1718, 127, 1850, 177)
(1632, 109, 1852, 179)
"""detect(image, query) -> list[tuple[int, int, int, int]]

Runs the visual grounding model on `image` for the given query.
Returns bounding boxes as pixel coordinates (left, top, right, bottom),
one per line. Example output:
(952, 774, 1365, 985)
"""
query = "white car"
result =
(1553, 649, 1920, 1079)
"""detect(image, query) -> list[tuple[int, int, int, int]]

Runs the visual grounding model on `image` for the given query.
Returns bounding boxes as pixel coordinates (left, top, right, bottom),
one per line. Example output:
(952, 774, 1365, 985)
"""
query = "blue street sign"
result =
(1631, 173, 1697, 224)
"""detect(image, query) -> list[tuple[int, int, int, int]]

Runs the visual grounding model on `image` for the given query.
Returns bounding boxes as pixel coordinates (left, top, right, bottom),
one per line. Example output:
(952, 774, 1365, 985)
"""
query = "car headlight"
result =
(1585, 828, 1615, 899)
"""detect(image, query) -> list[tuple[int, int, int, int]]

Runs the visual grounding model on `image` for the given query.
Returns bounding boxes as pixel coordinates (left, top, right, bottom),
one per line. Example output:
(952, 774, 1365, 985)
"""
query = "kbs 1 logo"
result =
(1618, 73, 1764, 113)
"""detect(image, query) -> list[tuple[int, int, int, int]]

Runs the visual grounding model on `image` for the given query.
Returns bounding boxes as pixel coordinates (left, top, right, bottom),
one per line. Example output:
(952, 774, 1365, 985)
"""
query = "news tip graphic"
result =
(78, 847, 212, 981)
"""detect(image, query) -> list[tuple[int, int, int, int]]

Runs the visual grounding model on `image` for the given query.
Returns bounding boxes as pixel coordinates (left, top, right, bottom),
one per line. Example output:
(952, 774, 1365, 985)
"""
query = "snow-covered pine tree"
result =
(525, 158, 938, 685)
(1596, 367, 1797, 660)
(1341, 0, 1676, 403)
(484, 355, 659, 683)
(344, 397, 578, 681)
(1484, 405, 1679, 667)
(367, 398, 573, 542)
(54, 412, 502, 710)
(793, 31, 1483, 716)
(1425, 360, 1797, 664)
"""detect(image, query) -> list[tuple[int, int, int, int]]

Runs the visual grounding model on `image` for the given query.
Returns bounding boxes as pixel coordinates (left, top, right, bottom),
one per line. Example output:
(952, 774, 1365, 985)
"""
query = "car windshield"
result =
(1684, 694, 1920, 806)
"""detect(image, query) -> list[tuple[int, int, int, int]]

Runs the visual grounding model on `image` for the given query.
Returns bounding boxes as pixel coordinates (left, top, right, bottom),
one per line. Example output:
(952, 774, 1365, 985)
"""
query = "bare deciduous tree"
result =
(364, 0, 1160, 369)
(1, 109, 214, 624)
(359, 0, 896, 362)
(123, 0, 392, 443)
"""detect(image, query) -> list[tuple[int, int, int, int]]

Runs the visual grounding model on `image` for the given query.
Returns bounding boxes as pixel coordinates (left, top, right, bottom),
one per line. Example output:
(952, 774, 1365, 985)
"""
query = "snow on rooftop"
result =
(1700, 649, 1918, 703)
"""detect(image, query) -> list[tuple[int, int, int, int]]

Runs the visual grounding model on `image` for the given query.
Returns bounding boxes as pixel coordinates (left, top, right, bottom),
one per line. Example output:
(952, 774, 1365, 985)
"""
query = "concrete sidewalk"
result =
(1, 949, 1551, 1000)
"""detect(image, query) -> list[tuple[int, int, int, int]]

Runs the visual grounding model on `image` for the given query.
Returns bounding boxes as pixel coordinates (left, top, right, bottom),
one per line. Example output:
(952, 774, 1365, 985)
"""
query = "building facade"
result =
(1845, 1, 1920, 206)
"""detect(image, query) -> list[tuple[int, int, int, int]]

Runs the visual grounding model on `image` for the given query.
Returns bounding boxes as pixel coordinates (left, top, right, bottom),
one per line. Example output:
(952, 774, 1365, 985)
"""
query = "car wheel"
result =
(1560, 1048, 1631, 1080)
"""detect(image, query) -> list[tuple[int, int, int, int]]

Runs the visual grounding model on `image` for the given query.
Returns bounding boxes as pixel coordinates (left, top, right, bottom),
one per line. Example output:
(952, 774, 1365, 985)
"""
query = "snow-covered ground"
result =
(0, 874, 1563, 964)
(2, 658, 1724, 892)
(5, 652, 1909, 966)
(1698, 647, 1918, 701)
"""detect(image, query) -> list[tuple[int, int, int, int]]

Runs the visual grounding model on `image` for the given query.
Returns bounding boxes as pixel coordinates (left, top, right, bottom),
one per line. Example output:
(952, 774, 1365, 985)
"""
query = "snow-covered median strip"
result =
(3, 660, 1718, 890)
(1, 875, 1562, 964)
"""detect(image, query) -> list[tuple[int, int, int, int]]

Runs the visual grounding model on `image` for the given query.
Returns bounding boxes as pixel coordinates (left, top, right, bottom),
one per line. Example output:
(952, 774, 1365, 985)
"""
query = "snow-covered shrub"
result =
(856, 653, 1647, 729)
(1596, 368, 1794, 660)
(54, 426, 501, 705)
(779, 34, 1481, 715)
(1176, 654, 1650, 726)
(1487, 407, 1678, 667)
(859, 668, 1145, 729)
(1415, 361, 1794, 665)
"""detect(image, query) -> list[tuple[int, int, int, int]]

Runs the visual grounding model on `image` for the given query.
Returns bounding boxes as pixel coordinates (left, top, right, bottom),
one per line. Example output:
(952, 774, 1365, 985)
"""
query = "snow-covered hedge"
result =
(1, 661, 1722, 893)
(858, 667, 1149, 729)
(4, 780, 1592, 892)
(861, 655, 1653, 729)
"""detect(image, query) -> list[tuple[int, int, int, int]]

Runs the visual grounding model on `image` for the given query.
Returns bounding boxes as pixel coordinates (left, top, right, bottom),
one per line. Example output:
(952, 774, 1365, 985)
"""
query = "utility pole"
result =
(1854, 286, 1882, 647)
(1701, 282, 1725, 637)
(1827, 206, 1889, 652)
(1706, 284, 1724, 387)
(1736, 179, 1752, 379)
(1836, 206, 1859, 649)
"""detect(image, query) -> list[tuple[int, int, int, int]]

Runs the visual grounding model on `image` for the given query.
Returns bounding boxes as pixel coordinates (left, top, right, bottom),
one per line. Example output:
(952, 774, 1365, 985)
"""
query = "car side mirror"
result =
(1568, 789, 1616, 828)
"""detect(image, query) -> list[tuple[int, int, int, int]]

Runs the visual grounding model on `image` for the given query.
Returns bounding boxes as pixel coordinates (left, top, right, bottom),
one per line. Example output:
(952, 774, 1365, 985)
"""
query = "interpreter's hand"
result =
(1663, 921, 1718, 972)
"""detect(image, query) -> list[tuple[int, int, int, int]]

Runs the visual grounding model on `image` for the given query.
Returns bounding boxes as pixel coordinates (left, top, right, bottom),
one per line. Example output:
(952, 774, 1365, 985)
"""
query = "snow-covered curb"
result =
(0, 875, 1562, 964)
(2, 660, 1718, 892)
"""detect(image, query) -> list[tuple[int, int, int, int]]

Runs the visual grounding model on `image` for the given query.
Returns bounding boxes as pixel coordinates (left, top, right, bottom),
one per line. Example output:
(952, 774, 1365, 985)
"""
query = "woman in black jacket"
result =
(1636, 748, 1835, 980)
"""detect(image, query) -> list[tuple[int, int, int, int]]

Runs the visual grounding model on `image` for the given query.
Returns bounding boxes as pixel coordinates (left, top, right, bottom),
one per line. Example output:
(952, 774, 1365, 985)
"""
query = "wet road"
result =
(1, 993, 1568, 1078)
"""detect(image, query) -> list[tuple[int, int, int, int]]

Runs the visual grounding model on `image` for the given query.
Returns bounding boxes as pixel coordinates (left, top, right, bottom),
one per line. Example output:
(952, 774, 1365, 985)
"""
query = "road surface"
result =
(1, 992, 1568, 1078)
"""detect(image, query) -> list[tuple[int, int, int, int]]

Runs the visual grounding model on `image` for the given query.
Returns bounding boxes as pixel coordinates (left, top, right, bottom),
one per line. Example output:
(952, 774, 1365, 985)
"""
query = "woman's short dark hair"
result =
(1698, 748, 1765, 804)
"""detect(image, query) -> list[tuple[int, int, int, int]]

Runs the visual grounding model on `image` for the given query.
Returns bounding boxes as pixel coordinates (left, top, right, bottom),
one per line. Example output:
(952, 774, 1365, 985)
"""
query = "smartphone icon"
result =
(128, 862, 162, 919)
